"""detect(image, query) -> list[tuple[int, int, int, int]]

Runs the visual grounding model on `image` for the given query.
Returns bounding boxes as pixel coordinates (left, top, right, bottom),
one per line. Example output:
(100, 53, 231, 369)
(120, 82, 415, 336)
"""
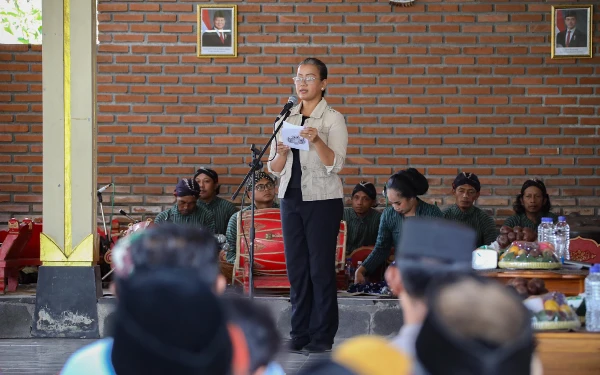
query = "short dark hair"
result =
(298, 57, 328, 97)
(398, 261, 442, 299)
(114, 224, 220, 286)
(385, 168, 429, 199)
(564, 10, 577, 19)
(214, 11, 226, 20)
(512, 179, 552, 215)
(225, 296, 281, 373)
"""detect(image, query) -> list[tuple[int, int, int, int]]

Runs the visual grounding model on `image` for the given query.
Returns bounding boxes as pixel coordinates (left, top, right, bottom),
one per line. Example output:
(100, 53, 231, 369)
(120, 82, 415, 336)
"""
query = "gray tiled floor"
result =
(0, 339, 330, 375)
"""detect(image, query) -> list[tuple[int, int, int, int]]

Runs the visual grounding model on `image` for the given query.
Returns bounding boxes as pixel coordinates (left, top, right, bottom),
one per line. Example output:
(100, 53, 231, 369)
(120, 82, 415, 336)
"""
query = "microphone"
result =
(119, 209, 139, 223)
(97, 183, 113, 194)
(278, 96, 298, 117)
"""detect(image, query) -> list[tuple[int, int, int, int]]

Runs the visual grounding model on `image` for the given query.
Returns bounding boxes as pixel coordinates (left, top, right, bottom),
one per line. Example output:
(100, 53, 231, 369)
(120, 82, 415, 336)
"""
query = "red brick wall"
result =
(0, 44, 42, 224)
(1, 0, 600, 225)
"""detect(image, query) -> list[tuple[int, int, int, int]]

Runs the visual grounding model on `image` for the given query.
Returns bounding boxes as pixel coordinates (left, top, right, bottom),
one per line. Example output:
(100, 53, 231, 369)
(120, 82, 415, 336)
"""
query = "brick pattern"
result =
(0, 44, 43, 224)
(1, 0, 600, 225)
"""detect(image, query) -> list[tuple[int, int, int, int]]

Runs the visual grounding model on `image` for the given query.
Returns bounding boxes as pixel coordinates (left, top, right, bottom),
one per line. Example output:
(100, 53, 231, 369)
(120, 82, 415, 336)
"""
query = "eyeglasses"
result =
(292, 76, 318, 84)
(255, 183, 275, 191)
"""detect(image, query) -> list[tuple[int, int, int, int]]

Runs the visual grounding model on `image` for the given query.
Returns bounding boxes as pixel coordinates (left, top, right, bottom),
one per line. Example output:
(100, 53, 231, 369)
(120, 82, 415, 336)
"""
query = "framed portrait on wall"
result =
(197, 4, 237, 58)
(551, 5, 593, 59)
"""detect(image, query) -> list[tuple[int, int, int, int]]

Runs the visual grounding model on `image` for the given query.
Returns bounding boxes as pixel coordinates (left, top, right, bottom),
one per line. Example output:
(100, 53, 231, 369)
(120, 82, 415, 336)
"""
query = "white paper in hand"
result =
(281, 121, 309, 151)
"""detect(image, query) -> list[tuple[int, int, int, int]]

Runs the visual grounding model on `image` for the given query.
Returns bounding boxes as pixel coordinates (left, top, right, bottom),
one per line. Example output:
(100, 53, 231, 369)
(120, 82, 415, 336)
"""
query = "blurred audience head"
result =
(111, 268, 233, 375)
(224, 296, 281, 375)
(112, 223, 226, 294)
(299, 335, 411, 375)
(415, 272, 534, 375)
(386, 218, 476, 323)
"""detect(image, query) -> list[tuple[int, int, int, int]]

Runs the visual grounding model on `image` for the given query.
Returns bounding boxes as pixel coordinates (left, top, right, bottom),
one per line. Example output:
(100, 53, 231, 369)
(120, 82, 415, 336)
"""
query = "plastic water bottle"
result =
(345, 258, 354, 283)
(554, 216, 570, 263)
(537, 217, 554, 243)
(585, 264, 600, 332)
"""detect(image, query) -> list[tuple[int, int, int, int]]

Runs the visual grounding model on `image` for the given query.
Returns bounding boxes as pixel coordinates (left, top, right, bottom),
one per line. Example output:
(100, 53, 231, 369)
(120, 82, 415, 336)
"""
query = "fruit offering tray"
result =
(498, 241, 561, 270)
(525, 291, 581, 331)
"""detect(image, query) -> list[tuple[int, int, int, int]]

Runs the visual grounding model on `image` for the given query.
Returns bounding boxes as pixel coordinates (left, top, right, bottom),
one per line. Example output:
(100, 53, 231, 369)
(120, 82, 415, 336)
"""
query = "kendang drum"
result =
(232, 208, 347, 286)
(106, 218, 155, 269)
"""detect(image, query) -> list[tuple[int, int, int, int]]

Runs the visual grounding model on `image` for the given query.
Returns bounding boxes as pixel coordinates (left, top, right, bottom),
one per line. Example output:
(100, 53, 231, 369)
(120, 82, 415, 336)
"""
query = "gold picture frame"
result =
(197, 4, 238, 59)
(551, 5, 593, 59)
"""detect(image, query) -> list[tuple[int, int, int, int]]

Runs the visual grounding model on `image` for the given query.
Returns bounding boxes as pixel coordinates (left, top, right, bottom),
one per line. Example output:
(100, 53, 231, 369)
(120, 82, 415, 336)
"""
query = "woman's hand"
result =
(354, 266, 367, 285)
(276, 142, 290, 157)
(300, 127, 321, 144)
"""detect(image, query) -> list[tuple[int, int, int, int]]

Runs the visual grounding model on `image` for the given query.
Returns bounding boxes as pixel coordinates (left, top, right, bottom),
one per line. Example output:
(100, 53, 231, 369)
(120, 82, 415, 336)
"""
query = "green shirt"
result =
(225, 203, 280, 263)
(362, 199, 443, 274)
(503, 211, 559, 230)
(443, 204, 498, 248)
(198, 197, 238, 235)
(343, 208, 382, 256)
(154, 204, 216, 233)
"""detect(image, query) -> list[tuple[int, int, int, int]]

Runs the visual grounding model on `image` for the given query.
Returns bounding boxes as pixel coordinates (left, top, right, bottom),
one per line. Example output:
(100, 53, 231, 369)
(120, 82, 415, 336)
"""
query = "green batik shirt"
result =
(343, 207, 382, 256)
(503, 211, 559, 230)
(225, 202, 280, 263)
(198, 196, 238, 235)
(361, 199, 443, 274)
(154, 203, 216, 233)
(443, 204, 498, 248)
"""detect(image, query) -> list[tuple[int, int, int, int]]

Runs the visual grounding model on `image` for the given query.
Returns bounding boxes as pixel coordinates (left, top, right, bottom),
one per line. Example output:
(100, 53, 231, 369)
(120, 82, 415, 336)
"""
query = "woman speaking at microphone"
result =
(268, 58, 348, 352)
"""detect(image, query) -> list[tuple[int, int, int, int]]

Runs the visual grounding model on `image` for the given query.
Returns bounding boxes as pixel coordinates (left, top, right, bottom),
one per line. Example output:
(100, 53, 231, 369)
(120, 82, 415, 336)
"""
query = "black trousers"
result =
(281, 188, 343, 345)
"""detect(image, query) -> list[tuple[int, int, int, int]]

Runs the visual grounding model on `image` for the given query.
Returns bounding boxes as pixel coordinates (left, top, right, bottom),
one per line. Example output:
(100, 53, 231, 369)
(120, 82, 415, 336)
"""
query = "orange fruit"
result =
(544, 300, 559, 312)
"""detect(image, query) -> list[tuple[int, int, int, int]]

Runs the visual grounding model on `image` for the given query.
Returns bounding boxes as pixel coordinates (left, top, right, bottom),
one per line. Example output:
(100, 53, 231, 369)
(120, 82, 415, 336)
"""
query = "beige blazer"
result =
(267, 98, 348, 201)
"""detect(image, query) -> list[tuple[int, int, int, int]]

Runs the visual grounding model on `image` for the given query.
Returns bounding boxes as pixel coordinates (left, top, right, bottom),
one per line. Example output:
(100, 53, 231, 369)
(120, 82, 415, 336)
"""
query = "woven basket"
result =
(498, 261, 561, 270)
(532, 320, 581, 331)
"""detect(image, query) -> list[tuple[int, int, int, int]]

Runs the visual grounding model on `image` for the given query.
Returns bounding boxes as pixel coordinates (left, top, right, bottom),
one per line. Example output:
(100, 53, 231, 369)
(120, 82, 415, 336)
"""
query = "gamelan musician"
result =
(225, 171, 279, 264)
(442, 172, 498, 248)
(343, 181, 381, 255)
(194, 167, 238, 235)
(355, 169, 443, 284)
(154, 178, 215, 232)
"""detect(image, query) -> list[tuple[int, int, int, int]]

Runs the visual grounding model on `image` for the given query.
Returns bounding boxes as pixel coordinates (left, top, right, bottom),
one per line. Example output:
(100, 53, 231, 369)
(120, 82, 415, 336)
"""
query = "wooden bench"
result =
(0, 218, 42, 293)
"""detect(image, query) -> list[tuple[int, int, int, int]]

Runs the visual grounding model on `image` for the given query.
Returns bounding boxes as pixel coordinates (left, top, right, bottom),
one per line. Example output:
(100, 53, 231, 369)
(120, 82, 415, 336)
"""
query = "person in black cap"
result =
(343, 181, 382, 255)
(194, 167, 238, 235)
(61, 268, 234, 375)
(384, 217, 476, 373)
(504, 179, 557, 230)
(154, 178, 215, 231)
(111, 223, 227, 294)
(415, 272, 535, 375)
(355, 169, 443, 284)
(225, 171, 279, 263)
(556, 10, 587, 48)
(443, 172, 498, 247)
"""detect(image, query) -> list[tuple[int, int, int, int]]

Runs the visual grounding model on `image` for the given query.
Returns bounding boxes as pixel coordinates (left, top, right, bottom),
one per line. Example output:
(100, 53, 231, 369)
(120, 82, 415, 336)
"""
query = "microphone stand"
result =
(97, 190, 110, 241)
(232, 110, 292, 299)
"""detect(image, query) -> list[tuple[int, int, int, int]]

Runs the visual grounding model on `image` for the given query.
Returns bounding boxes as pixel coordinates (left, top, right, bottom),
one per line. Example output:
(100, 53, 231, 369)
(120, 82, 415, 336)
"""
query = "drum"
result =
(124, 218, 155, 237)
(232, 208, 347, 285)
(106, 219, 155, 270)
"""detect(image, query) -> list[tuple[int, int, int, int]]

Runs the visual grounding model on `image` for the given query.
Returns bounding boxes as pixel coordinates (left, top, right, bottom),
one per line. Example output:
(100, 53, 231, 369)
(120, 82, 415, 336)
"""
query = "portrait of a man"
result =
(202, 11, 232, 47)
(555, 10, 587, 48)
(551, 5, 593, 59)
(197, 5, 237, 58)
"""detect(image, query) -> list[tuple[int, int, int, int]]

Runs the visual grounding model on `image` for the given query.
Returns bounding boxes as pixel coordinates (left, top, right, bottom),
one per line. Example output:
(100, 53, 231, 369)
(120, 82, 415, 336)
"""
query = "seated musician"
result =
(343, 181, 382, 255)
(154, 178, 216, 232)
(504, 179, 557, 229)
(194, 167, 238, 235)
(355, 168, 443, 284)
(443, 172, 498, 247)
(225, 171, 279, 264)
